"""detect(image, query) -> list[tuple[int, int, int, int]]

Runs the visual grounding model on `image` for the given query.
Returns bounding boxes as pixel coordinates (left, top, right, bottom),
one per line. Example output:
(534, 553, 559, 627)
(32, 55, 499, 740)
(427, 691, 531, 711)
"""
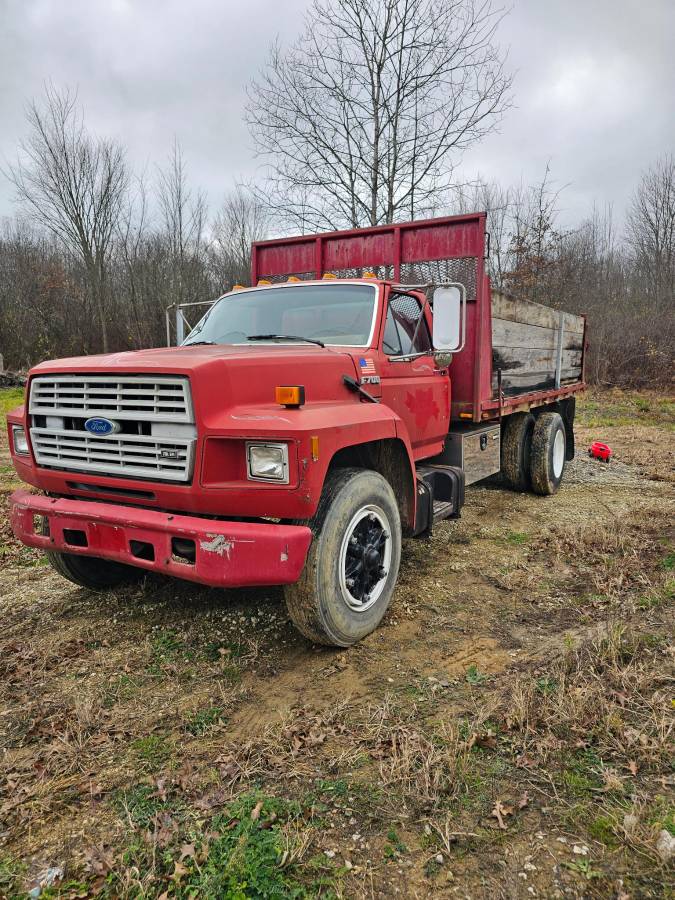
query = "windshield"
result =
(182, 283, 378, 347)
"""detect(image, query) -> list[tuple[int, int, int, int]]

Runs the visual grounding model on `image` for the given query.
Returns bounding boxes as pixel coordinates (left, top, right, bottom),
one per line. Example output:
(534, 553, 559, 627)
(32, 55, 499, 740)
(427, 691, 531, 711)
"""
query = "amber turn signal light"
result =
(275, 385, 305, 408)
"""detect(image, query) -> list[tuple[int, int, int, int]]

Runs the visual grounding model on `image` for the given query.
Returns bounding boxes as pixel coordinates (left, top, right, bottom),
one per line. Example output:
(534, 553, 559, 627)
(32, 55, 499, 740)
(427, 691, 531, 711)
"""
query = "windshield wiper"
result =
(247, 333, 325, 348)
(182, 340, 217, 346)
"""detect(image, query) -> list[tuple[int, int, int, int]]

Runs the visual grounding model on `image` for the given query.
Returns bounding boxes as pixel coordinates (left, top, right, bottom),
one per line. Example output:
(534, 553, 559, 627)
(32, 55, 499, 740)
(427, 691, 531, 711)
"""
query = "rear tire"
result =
(284, 468, 402, 647)
(529, 411, 567, 495)
(46, 551, 143, 590)
(501, 412, 535, 492)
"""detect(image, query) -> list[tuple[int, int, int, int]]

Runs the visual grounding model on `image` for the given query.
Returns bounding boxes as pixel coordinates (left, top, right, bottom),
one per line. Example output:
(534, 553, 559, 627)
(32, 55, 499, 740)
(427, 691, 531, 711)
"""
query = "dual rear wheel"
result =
(501, 410, 567, 495)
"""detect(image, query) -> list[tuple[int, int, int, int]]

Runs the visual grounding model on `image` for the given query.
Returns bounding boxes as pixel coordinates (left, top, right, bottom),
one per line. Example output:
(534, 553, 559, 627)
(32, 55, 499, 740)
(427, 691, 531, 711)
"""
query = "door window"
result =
(383, 294, 432, 356)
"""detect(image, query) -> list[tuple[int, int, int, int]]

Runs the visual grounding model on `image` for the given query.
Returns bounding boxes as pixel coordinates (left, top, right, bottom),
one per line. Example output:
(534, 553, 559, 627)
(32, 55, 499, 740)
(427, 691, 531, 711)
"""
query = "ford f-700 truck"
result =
(7, 214, 586, 646)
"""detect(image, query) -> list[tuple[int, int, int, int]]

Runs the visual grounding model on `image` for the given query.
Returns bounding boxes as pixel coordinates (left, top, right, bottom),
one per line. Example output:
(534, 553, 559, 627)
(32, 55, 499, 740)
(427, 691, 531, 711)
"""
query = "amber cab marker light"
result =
(363, 271, 376, 278)
(257, 279, 272, 286)
(310, 435, 320, 461)
(232, 284, 246, 291)
(287, 276, 301, 282)
(322, 272, 337, 279)
(275, 386, 305, 408)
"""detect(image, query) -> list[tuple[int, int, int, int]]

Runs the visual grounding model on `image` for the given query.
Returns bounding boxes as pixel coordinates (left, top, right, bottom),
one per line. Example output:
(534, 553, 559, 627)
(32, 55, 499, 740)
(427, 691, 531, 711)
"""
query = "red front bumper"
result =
(9, 490, 312, 588)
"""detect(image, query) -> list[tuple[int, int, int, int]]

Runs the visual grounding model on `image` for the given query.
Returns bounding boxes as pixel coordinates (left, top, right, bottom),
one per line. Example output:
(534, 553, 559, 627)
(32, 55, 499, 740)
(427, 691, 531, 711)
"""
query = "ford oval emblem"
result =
(84, 417, 120, 436)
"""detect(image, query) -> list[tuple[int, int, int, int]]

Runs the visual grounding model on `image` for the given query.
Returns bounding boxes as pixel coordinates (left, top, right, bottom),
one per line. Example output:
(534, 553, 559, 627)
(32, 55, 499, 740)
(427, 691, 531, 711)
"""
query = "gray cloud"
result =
(1, 0, 673, 229)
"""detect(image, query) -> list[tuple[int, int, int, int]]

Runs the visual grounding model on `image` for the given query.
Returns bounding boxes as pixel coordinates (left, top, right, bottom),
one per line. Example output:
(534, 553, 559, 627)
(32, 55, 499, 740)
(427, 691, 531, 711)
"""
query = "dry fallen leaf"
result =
(491, 799, 513, 830)
(518, 791, 529, 809)
(627, 760, 638, 776)
(251, 800, 264, 821)
(84, 844, 115, 877)
(171, 861, 189, 883)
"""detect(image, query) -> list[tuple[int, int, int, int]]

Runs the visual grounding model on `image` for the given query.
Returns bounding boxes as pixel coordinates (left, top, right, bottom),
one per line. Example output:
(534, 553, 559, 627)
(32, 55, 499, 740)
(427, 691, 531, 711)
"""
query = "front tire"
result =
(46, 551, 144, 590)
(530, 411, 567, 495)
(284, 468, 402, 647)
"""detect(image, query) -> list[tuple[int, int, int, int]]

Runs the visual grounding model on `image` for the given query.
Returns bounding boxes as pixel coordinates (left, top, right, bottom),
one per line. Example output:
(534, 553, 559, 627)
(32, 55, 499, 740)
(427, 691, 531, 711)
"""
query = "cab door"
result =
(378, 290, 449, 458)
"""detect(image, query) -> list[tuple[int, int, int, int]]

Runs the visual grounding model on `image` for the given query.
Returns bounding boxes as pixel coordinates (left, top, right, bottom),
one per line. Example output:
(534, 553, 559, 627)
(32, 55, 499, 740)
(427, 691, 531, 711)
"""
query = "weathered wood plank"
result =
(492, 347, 582, 373)
(492, 317, 583, 351)
(491, 291, 585, 334)
(492, 368, 582, 396)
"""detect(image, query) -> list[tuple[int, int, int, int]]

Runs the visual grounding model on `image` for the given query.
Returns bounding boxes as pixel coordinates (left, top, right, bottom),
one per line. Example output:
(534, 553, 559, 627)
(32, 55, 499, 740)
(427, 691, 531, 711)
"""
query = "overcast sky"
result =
(0, 0, 673, 231)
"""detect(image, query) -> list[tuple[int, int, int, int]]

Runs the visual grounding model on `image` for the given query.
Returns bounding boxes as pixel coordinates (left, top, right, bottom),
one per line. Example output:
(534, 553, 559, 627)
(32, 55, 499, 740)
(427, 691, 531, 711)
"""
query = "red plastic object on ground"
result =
(588, 441, 612, 462)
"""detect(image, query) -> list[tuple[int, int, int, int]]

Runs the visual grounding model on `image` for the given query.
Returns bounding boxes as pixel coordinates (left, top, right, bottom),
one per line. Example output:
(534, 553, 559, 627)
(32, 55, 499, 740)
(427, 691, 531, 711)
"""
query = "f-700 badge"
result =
(360, 375, 380, 385)
(160, 449, 180, 459)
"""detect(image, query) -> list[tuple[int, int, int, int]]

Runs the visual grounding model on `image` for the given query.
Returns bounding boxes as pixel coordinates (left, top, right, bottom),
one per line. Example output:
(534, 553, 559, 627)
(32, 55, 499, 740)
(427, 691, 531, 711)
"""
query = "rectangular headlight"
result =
(246, 441, 289, 482)
(11, 425, 29, 456)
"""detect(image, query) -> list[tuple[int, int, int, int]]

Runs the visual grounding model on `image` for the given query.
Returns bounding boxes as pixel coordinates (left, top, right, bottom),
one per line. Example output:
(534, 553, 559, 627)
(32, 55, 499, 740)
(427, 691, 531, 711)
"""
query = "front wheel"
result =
(284, 468, 402, 647)
(46, 551, 144, 590)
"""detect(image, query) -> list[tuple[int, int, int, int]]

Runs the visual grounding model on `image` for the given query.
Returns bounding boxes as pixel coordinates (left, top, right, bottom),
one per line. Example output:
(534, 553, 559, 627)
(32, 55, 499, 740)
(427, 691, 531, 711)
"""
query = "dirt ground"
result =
(0, 389, 673, 899)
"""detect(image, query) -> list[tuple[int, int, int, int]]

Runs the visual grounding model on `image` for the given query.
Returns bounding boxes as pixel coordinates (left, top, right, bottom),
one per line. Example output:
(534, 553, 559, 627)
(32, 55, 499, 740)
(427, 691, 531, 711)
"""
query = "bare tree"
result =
(210, 187, 268, 289)
(5, 85, 129, 351)
(502, 166, 567, 304)
(454, 177, 512, 286)
(156, 140, 208, 308)
(247, 0, 512, 231)
(626, 154, 675, 312)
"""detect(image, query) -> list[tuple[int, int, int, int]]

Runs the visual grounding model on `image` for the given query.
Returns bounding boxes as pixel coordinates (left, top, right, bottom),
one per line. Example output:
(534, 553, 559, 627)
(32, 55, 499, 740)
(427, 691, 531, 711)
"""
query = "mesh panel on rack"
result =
(258, 272, 316, 283)
(399, 257, 477, 300)
(327, 265, 395, 280)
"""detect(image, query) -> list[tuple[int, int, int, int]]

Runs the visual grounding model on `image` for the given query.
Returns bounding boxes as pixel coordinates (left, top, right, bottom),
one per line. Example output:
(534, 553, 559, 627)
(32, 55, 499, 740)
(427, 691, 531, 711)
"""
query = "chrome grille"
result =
(29, 374, 193, 422)
(30, 428, 194, 482)
(29, 374, 195, 483)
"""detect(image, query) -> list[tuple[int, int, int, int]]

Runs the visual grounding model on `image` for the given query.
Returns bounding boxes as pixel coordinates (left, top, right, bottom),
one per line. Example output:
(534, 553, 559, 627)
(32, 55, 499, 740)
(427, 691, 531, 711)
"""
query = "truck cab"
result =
(7, 214, 585, 647)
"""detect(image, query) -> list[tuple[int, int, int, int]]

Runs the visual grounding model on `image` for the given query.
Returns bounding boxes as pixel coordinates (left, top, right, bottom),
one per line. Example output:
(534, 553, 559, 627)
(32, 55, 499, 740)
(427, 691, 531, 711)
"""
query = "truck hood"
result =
(29, 344, 363, 414)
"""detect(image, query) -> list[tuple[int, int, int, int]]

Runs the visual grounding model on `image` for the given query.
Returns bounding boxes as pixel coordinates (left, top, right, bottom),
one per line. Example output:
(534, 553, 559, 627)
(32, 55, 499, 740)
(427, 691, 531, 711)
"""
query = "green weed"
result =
(178, 793, 312, 898)
(185, 706, 226, 736)
(588, 815, 619, 848)
(131, 734, 173, 771)
(0, 854, 25, 896)
(148, 629, 188, 674)
(115, 783, 175, 829)
(505, 531, 529, 546)
(384, 827, 407, 859)
(649, 796, 675, 837)
(315, 778, 349, 798)
(535, 676, 558, 695)
(465, 664, 488, 686)
(563, 858, 601, 880)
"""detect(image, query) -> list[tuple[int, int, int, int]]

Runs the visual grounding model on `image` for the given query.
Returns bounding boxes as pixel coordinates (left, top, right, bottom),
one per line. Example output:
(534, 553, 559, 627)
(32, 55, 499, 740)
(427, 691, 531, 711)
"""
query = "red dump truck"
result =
(7, 213, 586, 646)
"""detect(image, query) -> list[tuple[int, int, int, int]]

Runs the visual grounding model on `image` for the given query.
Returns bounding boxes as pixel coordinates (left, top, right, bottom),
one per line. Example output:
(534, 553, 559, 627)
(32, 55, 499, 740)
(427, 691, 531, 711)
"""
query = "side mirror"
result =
(432, 285, 466, 352)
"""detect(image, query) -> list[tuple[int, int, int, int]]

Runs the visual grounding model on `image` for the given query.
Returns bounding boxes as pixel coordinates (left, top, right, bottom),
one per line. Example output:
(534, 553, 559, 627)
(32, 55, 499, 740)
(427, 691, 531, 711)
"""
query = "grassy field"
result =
(0, 388, 673, 898)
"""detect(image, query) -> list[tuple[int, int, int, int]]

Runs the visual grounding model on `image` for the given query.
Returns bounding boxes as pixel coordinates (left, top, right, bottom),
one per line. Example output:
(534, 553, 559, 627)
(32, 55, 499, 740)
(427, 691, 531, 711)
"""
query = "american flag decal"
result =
(359, 357, 376, 375)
